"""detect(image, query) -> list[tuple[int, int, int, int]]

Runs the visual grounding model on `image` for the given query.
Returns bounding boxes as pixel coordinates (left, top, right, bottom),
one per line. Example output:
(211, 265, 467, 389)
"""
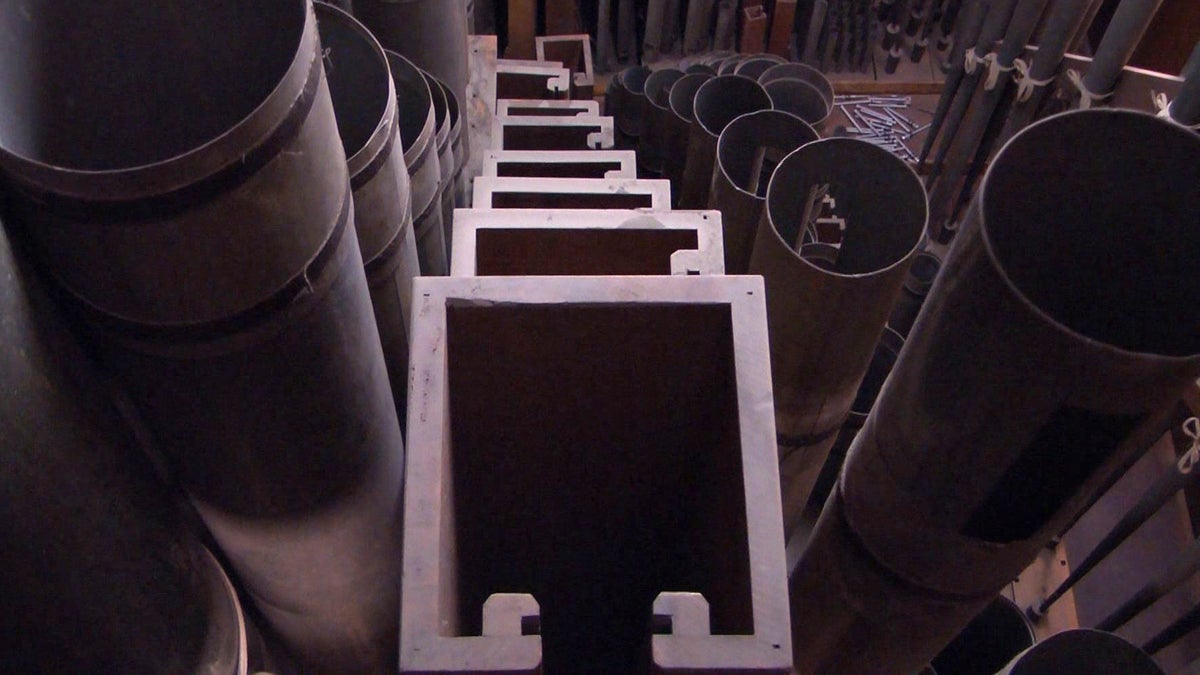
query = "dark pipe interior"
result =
(694, 76, 773, 137)
(668, 73, 714, 123)
(735, 57, 781, 80)
(931, 597, 1034, 675)
(316, 4, 390, 159)
(718, 110, 817, 197)
(984, 110, 1200, 357)
(0, 0, 303, 170)
(385, 51, 433, 153)
(620, 65, 651, 94)
(767, 139, 927, 275)
(645, 69, 685, 108)
(758, 63, 834, 106)
(764, 79, 831, 126)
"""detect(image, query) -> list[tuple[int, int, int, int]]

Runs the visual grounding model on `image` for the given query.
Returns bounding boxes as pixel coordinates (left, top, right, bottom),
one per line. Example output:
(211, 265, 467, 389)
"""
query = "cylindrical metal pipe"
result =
(614, 65, 652, 149)
(643, 0, 668, 61)
(735, 54, 788, 80)
(352, 0, 470, 110)
(1001, 630, 1163, 673)
(0, 223, 245, 675)
(714, 0, 738, 50)
(930, 596, 1036, 675)
(717, 54, 745, 74)
(763, 78, 833, 132)
(1080, 0, 1166, 100)
(710, 109, 818, 274)
(789, 110, 1200, 674)
(426, 72, 456, 260)
(759, 62, 835, 109)
(640, 68, 686, 176)
(678, 75, 772, 209)
(887, 249, 942, 337)
(1168, 42, 1200, 126)
(663, 72, 715, 206)
(388, 50, 447, 277)
(749, 139, 927, 542)
(317, 2, 420, 433)
(802, 0, 829, 65)
(0, 3, 407, 671)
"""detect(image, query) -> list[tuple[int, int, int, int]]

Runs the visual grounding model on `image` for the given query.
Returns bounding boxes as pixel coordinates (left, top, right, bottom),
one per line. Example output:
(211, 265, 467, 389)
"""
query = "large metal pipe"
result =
(0, 3, 406, 671)
(317, 2, 420, 433)
(1078, 0, 1165, 104)
(710, 109, 818, 274)
(425, 71, 456, 260)
(763, 79, 833, 132)
(640, 68, 686, 177)
(614, 65, 652, 150)
(758, 62, 835, 109)
(789, 110, 1200, 673)
(1001, 630, 1163, 673)
(387, 51, 447, 277)
(1166, 42, 1200, 126)
(0, 220, 245, 674)
(663, 73, 715, 207)
(678, 75, 772, 209)
(353, 0, 470, 110)
(749, 138, 927, 544)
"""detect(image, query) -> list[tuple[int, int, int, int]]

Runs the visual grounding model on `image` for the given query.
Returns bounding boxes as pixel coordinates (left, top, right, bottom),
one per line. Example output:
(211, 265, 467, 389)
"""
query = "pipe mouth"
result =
(0, 0, 305, 173)
(619, 65, 651, 95)
(981, 109, 1200, 359)
(765, 138, 927, 277)
(717, 110, 817, 198)
(385, 51, 434, 155)
(734, 55, 786, 80)
(758, 63, 834, 107)
(685, 63, 718, 76)
(693, 76, 772, 137)
(764, 79, 832, 127)
(315, 3, 393, 166)
(931, 596, 1035, 675)
(645, 69, 685, 109)
(904, 250, 942, 295)
(1000, 629, 1162, 674)
(668, 73, 715, 123)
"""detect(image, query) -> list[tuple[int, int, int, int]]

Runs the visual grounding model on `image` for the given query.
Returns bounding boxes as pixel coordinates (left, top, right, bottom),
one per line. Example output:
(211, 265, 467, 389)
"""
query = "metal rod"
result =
(1095, 535, 1200, 632)
(1167, 41, 1200, 126)
(1079, 0, 1166, 101)
(1143, 603, 1200, 655)
(918, 0, 991, 164)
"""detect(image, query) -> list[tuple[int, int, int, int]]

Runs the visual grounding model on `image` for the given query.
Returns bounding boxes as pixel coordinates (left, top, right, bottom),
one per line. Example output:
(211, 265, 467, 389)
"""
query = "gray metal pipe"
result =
(759, 62, 835, 108)
(1167, 41, 1200, 126)
(919, 0, 990, 164)
(317, 2, 420, 433)
(764, 79, 833, 132)
(1144, 603, 1200, 656)
(1079, 0, 1166, 102)
(0, 3, 407, 670)
(735, 54, 789, 80)
(640, 68, 686, 176)
(388, 51, 447, 277)
(426, 72, 456, 260)
(644, 0, 668, 61)
(663, 72, 714, 207)
(685, 0, 717, 53)
(597, 0, 618, 72)
(678, 75, 772, 209)
(1094, 535, 1200, 632)
(353, 0, 470, 110)
(710, 109, 818, 273)
(1001, 630, 1163, 673)
(0, 220, 244, 674)
(749, 138, 927, 543)
(614, 65, 652, 148)
(713, 0, 739, 50)
(617, 0, 636, 63)
(802, 0, 829, 65)
(790, 110, 1200, 673)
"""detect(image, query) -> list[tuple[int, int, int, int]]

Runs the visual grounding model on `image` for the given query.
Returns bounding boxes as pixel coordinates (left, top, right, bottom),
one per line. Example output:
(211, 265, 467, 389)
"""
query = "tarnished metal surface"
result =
(641, 68, 686, 176)
(482, 149, 638, 179)
(790, 111, 1200, 674)
(472, 176, 672, 210)
(711, 110, 818, 274)
(678, 75, 772, 209)
(353, 0, 470, 107)
(449, 208, 725, 276)
(491, 115, 616, 151)
(0, 4, 407, 671)
(0, 222, 243, 674)
(495, 59, 571, 100)
(748, 138, 926, 543)
(400, 275, 790, 673)
(496, 98, 601, 117)
(387, 50, 447, 277)
(318, 2, 420, 431)
(664, 73, 715, 207)
(999, 630, 1163, 674)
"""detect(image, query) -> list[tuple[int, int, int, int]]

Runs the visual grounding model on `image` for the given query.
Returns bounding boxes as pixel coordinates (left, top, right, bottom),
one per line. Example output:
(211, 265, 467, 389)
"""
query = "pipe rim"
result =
(668, 73, 715, 124)
(979, 109, 1200, 362)
(645, 68, 686, 110)
(1001, 629, 1162, 674)
(734, 55, 787, 80)
(619, 65, 652, 94)
(764, 79, 833, 127)
(693, 75, 773, 137)
(385, 50, 436, 163)
(716, 109, 818, 200)
(424, 70, 451, 147)
(758, 63, 835, 107)
(0, 0, 311, 200)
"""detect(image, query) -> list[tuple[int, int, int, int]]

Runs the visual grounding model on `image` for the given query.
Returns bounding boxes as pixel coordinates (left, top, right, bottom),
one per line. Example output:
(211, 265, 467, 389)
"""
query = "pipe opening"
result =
(931, 596, 1035, 675)
(983, 111, 1200, 358)
(694, 76, 773, 137)
(735, 56, 784, 80)
(668, 73, 714, 123)
(764, 79, 831, 127)
(620, 65, 651, 95)
(645, 69, 685, 109)
(474, 228, 699, 276)
(718, 110, 818, 198)
(316, 4, 391, 161)
(766, 139, 927, 276)
(0, 0, 304, 171)
(758, 63, 834, 107)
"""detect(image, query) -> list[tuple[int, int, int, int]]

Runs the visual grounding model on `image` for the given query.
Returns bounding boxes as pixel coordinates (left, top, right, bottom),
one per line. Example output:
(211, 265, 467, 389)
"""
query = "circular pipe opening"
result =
(315, 3, 391, 161)
(932, 596, 1035, 675)
(717, 56, 743, 75)
(717, 109, 817, 197)
(0, 0, 304, 171)
(758, 63, 835, 107)
(1002, 629, 1163, 674)
(764, 79, 832, 128)
(385, 51, 433, 154)
(905, 250, 942, 295)
(619, 65, 651, 95)
(765, 138, 927, 276)
(982, 110, 1200, 358)
(645, 69, 685, 109)
(693, 76, 773, 137)
(668, 73, 715, 123)
(850, 326, 905, 416)
(735, 55, 786, 80)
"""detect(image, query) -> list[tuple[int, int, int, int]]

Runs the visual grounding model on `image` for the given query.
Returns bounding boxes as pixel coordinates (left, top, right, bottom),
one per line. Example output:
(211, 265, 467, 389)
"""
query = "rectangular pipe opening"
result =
(474, 228, 698, 276)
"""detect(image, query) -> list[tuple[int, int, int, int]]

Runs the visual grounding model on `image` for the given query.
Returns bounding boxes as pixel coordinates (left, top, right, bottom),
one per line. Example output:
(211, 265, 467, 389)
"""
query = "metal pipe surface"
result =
(931, 596, 1036, 674)
(353, 0, 470, 108)
(710, 109, 818, 273)
(1000, 630, 1163, 673)
(1167, 42, 1200, 126)
(426, 73, 457, 259)
(0, 3, 407, 670)
(1094, 535, 1200, 632)
(919, 0, 990, 163)
(887, 250, 942, 337)
(790, 110, 1200, 673)
(685, 0, 716, 53)
(735, 55, 789, 81)
(764, 79, 833, 131)
(714, 0, 738, 50)
(663, 73, 715, 206)
(0, 222, 243, 674)
(1080, 0, 1165, 100)
(318, 2, 420, 432)
(388, 51, 447, 277)
(614, 65, 652, 147)
(749, 139, 927, 542)
(759, 62, 835, 107)
(678, 75, 772, 209)
(640, 68, 686, 176)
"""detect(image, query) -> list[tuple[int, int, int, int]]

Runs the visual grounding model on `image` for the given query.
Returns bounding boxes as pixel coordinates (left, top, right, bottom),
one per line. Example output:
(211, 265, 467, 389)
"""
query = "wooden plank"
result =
(505, 0, 537, 59)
